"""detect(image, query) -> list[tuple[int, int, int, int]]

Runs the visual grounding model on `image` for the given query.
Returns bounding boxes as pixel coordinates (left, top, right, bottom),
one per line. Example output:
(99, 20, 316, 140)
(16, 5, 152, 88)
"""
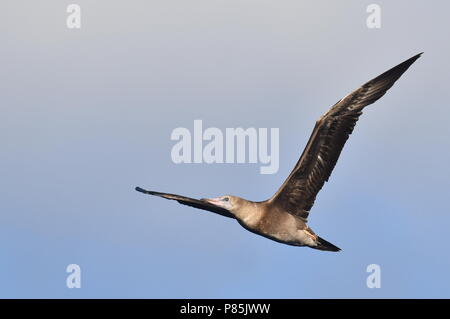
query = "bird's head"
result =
(202, 195, 243, 213)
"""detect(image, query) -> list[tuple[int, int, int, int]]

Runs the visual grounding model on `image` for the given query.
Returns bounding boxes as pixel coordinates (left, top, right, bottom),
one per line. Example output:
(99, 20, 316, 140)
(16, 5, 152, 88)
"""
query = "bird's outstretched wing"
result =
(269, 53, 422, 221)
(135, 187, 235, 219)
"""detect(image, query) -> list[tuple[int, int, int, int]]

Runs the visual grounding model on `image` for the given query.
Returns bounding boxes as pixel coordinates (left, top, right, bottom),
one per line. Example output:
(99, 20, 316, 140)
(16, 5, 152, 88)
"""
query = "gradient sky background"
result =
(2, 1, 450, 298)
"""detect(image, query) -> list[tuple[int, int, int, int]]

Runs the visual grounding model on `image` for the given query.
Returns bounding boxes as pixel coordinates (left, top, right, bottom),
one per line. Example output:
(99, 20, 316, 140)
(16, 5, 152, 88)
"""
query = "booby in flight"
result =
(136, 53, 422, 251)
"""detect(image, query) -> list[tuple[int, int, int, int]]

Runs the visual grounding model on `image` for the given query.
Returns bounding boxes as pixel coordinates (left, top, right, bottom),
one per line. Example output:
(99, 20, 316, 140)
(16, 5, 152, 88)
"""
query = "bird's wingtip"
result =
(405, 52, 423, 64)
(135, 186, 146, 193)
(410, 52, 423, 62)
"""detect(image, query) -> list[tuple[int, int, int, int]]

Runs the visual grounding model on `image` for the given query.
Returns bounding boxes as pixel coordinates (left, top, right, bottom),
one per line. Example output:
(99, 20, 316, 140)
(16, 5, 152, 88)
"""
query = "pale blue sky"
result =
(2, 1, 450, 298)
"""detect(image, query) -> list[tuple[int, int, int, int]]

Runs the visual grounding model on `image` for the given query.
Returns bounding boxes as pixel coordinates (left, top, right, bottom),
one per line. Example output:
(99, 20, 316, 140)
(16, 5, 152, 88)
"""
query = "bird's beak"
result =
(203, 197, 223, 206)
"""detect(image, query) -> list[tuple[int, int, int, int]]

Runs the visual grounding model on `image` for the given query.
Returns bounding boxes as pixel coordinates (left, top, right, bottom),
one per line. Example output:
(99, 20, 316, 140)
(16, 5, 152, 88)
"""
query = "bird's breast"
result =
(237, 209, 313, 246)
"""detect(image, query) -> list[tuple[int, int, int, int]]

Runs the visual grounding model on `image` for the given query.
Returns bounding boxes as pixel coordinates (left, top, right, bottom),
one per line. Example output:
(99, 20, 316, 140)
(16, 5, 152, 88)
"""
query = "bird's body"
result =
(136, 53, 422, 252)
(225, 198, 334, 250)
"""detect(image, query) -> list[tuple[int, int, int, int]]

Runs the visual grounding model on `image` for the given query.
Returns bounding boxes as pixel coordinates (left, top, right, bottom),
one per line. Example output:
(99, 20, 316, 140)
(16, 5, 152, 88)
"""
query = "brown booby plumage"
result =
(136, 53, 422, 252)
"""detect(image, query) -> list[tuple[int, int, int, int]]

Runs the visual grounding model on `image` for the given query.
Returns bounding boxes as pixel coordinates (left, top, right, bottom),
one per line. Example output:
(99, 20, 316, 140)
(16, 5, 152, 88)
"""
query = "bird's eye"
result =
(223, 197, 229, 202)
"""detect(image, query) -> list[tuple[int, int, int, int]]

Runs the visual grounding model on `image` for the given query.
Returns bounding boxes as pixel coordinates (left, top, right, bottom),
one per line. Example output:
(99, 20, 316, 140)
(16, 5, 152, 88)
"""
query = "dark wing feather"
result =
(135, 187, 235, 219)
(270, 53, 422, 221)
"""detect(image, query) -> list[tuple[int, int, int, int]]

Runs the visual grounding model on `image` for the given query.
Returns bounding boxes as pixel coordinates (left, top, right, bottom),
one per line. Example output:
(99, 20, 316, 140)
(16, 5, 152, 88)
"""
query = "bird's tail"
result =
(314, 236, 341, 252)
